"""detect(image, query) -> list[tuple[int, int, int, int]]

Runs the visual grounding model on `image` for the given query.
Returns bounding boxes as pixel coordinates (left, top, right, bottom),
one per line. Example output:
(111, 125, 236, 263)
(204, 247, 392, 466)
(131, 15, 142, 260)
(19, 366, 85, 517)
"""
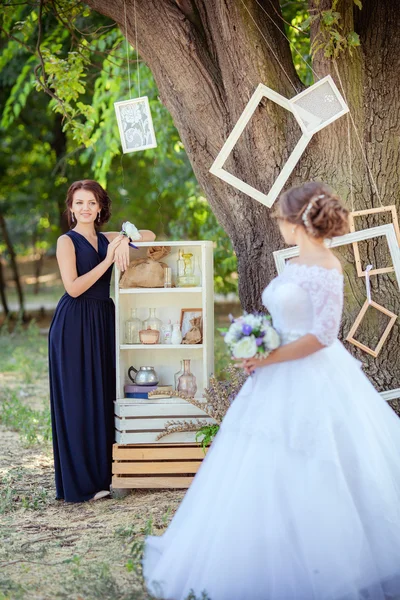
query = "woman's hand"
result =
(105, 234, 124, 266)
(234, 353, 272, 375)
(114, 236, 130, 272)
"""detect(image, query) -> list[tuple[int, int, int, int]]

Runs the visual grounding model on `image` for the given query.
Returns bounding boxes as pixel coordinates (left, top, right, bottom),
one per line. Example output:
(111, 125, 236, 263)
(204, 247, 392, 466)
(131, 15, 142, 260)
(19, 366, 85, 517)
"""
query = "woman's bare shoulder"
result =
(57, 234, 75, 251)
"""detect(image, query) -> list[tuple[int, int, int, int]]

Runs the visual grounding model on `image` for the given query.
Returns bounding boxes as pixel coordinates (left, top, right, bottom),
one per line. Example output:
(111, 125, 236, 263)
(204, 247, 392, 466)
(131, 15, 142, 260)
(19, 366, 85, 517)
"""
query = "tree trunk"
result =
(0, 213, 25, 316)
(85, 0, 400, 392)
(0, 255, 9, 317)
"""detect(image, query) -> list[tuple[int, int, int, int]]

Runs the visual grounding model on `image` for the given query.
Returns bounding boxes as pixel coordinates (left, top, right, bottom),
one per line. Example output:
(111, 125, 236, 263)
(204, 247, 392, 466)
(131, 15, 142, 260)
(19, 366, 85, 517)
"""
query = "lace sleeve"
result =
(305, 269, 344, 346)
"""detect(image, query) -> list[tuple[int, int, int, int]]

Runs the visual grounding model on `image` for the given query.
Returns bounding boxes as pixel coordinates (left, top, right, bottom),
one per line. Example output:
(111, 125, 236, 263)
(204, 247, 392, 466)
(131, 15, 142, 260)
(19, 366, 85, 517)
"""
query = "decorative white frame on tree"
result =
(349, 206, 400, 277)
(209, 75, 348, 208)
(272, 223, 400, 278)
(272, 223, 400, 402)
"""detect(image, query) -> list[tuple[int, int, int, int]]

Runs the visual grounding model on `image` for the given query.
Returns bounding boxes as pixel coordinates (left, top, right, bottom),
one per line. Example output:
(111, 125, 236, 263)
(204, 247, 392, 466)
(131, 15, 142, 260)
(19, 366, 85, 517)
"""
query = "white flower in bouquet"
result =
(122, 221, 142, 241)
(263, 326, 281, 350)
(232, 335, 258, 359)
(242, 313, 262, 330)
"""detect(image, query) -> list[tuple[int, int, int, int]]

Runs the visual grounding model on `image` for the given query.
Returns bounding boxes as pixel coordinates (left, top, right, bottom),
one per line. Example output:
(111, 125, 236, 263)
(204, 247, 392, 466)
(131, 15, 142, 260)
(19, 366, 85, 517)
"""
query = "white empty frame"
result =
(273, 223, 400, 284)
(209, 75, 348, 208)
(349, 206, 400, 276)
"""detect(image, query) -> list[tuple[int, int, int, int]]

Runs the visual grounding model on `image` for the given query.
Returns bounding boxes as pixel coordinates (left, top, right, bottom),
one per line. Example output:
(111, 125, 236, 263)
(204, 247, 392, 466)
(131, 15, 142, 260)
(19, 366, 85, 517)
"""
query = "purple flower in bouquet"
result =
(242, 323, 253, 336)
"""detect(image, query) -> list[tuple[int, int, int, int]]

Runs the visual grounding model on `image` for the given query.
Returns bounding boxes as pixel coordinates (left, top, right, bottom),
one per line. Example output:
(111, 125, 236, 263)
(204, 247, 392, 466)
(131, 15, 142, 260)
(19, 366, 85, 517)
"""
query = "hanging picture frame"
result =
(114, 96, 157, 154)
(348, 206, 400, 277)
(272, 223, 400, 281)
(345, 299, 397, 358)
(209, 75, 348, 208)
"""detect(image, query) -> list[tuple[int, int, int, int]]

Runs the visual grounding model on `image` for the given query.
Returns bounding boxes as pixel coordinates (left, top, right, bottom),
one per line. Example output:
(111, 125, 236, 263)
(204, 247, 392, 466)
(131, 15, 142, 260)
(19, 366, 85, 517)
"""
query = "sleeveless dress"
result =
(142, 263, 400, 600)
(48, 230, 115, 503)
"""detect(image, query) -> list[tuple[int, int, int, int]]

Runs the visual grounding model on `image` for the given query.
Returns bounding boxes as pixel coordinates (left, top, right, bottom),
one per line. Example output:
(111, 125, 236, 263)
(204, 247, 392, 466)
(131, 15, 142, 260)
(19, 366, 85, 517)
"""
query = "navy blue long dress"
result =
(48, 230, 115, 502)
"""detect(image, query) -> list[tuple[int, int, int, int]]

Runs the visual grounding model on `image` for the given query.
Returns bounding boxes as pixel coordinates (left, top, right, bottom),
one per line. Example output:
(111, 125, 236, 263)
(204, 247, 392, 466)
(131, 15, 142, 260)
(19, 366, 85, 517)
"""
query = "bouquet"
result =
(222, 312, 281, 359)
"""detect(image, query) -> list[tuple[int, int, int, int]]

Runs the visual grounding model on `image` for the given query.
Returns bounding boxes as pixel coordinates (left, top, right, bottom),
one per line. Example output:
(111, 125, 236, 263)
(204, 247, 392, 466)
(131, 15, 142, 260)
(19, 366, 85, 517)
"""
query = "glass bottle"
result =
(171, 322, 182, 345)
(183, 252, 194, 276)
(177, 359, 197, 398)
(174, 360, 184, 391)
(177, 249, 185, 278)
(160, 319, 172, 344)
(144, 308, 162, 333)
(124, 308, 143, 344)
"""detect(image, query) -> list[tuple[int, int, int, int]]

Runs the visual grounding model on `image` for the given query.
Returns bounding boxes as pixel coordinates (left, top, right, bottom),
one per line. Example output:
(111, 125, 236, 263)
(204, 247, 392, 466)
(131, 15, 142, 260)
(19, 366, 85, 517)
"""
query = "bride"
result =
(142, 181, 400, 600)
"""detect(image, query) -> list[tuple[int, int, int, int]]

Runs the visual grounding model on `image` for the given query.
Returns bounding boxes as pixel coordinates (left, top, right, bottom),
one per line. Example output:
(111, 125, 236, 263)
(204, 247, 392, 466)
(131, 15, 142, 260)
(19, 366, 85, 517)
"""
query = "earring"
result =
(71, 212, 75, 223)
(291, 226, 297, 234)
(97, 212, 101, 223)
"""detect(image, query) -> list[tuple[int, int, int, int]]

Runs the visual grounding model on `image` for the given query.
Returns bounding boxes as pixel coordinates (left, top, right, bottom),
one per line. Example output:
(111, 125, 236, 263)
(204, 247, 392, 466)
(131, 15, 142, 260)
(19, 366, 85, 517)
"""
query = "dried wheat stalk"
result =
(156, 365, 248, 439)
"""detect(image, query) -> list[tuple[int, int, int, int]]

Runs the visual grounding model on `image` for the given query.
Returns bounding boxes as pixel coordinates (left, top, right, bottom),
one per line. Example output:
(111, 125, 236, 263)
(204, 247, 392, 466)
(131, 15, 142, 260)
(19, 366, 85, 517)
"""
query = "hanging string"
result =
(123, 0, 132, 99)
(134, 0, 141, 97)
(333, 60, 384, 208)
(253, 0, 319, 82)
(239, 0, 298, 93)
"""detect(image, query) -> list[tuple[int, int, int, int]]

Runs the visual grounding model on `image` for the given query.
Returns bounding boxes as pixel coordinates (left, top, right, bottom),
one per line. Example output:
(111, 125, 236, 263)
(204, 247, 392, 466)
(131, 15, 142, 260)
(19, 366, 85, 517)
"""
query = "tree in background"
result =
(1, 0, 399, 394)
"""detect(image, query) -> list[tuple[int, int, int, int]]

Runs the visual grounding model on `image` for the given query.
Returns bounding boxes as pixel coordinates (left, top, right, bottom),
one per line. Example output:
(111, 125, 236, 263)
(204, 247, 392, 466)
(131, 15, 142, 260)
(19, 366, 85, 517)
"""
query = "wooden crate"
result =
(111, 443, 209, 489)
(114, 397, 216, 445)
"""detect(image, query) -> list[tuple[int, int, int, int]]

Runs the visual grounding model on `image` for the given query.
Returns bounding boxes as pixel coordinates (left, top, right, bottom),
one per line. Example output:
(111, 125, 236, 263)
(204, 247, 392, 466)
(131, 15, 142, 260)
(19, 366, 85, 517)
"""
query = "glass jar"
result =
(124, 309, 143, 344)
(177, 359, 197, 398)
(144, 308, 162, 333)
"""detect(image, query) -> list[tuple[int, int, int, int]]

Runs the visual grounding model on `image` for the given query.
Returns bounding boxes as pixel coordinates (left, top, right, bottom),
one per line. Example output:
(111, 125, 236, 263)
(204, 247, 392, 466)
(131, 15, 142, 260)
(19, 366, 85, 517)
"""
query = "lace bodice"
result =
(262, 263, 344, 346)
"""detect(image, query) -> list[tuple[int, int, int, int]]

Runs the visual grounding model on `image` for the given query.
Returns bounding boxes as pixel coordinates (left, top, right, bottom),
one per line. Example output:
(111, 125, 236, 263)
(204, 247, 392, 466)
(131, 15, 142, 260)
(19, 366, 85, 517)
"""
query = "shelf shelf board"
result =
(119, 287, 202, 294)
(120, 344, 203, 350)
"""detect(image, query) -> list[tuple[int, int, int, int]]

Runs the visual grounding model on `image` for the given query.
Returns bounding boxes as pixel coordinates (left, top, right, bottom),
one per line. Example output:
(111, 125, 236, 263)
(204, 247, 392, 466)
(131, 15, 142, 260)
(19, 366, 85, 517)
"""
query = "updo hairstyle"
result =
(65, 180, 112, 228)
(276, 181, 349, 239)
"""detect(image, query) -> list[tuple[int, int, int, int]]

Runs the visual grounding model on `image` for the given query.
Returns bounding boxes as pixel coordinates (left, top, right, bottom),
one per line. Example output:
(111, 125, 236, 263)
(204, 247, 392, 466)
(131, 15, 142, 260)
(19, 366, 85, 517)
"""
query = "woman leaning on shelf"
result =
(48, 179, 155, 503)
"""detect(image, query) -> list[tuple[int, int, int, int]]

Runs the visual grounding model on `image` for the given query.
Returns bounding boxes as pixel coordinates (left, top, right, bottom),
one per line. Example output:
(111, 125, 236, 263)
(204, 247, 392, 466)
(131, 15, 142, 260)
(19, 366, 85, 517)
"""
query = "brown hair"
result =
(276, 181, 349, 239)
(65, 180, 112, 228)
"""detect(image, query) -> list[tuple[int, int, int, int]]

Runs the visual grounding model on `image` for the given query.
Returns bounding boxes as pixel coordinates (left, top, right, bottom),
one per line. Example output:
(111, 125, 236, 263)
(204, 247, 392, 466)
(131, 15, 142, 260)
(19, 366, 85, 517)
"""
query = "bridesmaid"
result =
(48, 180, 155, 502)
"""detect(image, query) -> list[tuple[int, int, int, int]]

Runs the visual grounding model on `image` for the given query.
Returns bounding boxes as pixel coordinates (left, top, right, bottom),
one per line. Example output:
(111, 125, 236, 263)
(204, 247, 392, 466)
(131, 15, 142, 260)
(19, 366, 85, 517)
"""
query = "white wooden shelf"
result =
(120, 344, 203, 350)
(115, 240, 214, 447)
(119, 287, 202, 294)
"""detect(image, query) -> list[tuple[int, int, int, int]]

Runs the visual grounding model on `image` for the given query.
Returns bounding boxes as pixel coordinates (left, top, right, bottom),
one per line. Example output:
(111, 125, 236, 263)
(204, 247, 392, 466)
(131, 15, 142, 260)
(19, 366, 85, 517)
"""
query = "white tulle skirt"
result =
(142, 341, 400, 600)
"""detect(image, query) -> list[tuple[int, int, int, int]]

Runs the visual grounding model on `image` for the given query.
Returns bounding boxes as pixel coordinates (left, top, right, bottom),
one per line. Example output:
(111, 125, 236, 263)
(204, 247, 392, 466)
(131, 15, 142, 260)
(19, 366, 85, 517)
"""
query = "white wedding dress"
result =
(143, 263, 400, 600)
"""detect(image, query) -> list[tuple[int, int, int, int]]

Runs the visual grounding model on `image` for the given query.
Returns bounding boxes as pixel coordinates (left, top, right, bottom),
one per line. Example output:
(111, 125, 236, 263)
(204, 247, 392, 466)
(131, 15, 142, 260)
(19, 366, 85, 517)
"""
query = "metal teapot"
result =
(128, 365, 159, 386)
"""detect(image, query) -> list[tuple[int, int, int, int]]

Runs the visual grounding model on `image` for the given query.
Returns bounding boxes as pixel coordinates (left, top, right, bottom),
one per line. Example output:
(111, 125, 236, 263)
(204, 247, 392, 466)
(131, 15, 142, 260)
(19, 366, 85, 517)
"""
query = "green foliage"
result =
(281, 1, 313, 86)
(195, 423, 220, 451)
(0, 3, 238, 295)
(298, 0, 363, 59)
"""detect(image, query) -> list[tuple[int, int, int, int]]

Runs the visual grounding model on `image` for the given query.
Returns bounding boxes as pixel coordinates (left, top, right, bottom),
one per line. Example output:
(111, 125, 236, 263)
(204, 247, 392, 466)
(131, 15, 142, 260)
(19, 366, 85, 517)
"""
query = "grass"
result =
(0, 311, 230, 599)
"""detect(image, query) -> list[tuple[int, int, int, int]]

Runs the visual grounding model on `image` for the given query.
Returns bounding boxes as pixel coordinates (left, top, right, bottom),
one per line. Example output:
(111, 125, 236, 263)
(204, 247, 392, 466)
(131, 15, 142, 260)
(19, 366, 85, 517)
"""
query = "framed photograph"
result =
(180, 308, 203, 339)
(114, 96, 157, 154)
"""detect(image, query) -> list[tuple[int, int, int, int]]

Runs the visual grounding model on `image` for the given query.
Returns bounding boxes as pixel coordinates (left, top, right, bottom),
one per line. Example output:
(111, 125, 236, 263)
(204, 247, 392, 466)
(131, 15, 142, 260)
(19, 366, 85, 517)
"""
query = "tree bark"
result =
(0, 213, 25, 316)
(0, 255, 9, 317)
(85, 0, 400, 392)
